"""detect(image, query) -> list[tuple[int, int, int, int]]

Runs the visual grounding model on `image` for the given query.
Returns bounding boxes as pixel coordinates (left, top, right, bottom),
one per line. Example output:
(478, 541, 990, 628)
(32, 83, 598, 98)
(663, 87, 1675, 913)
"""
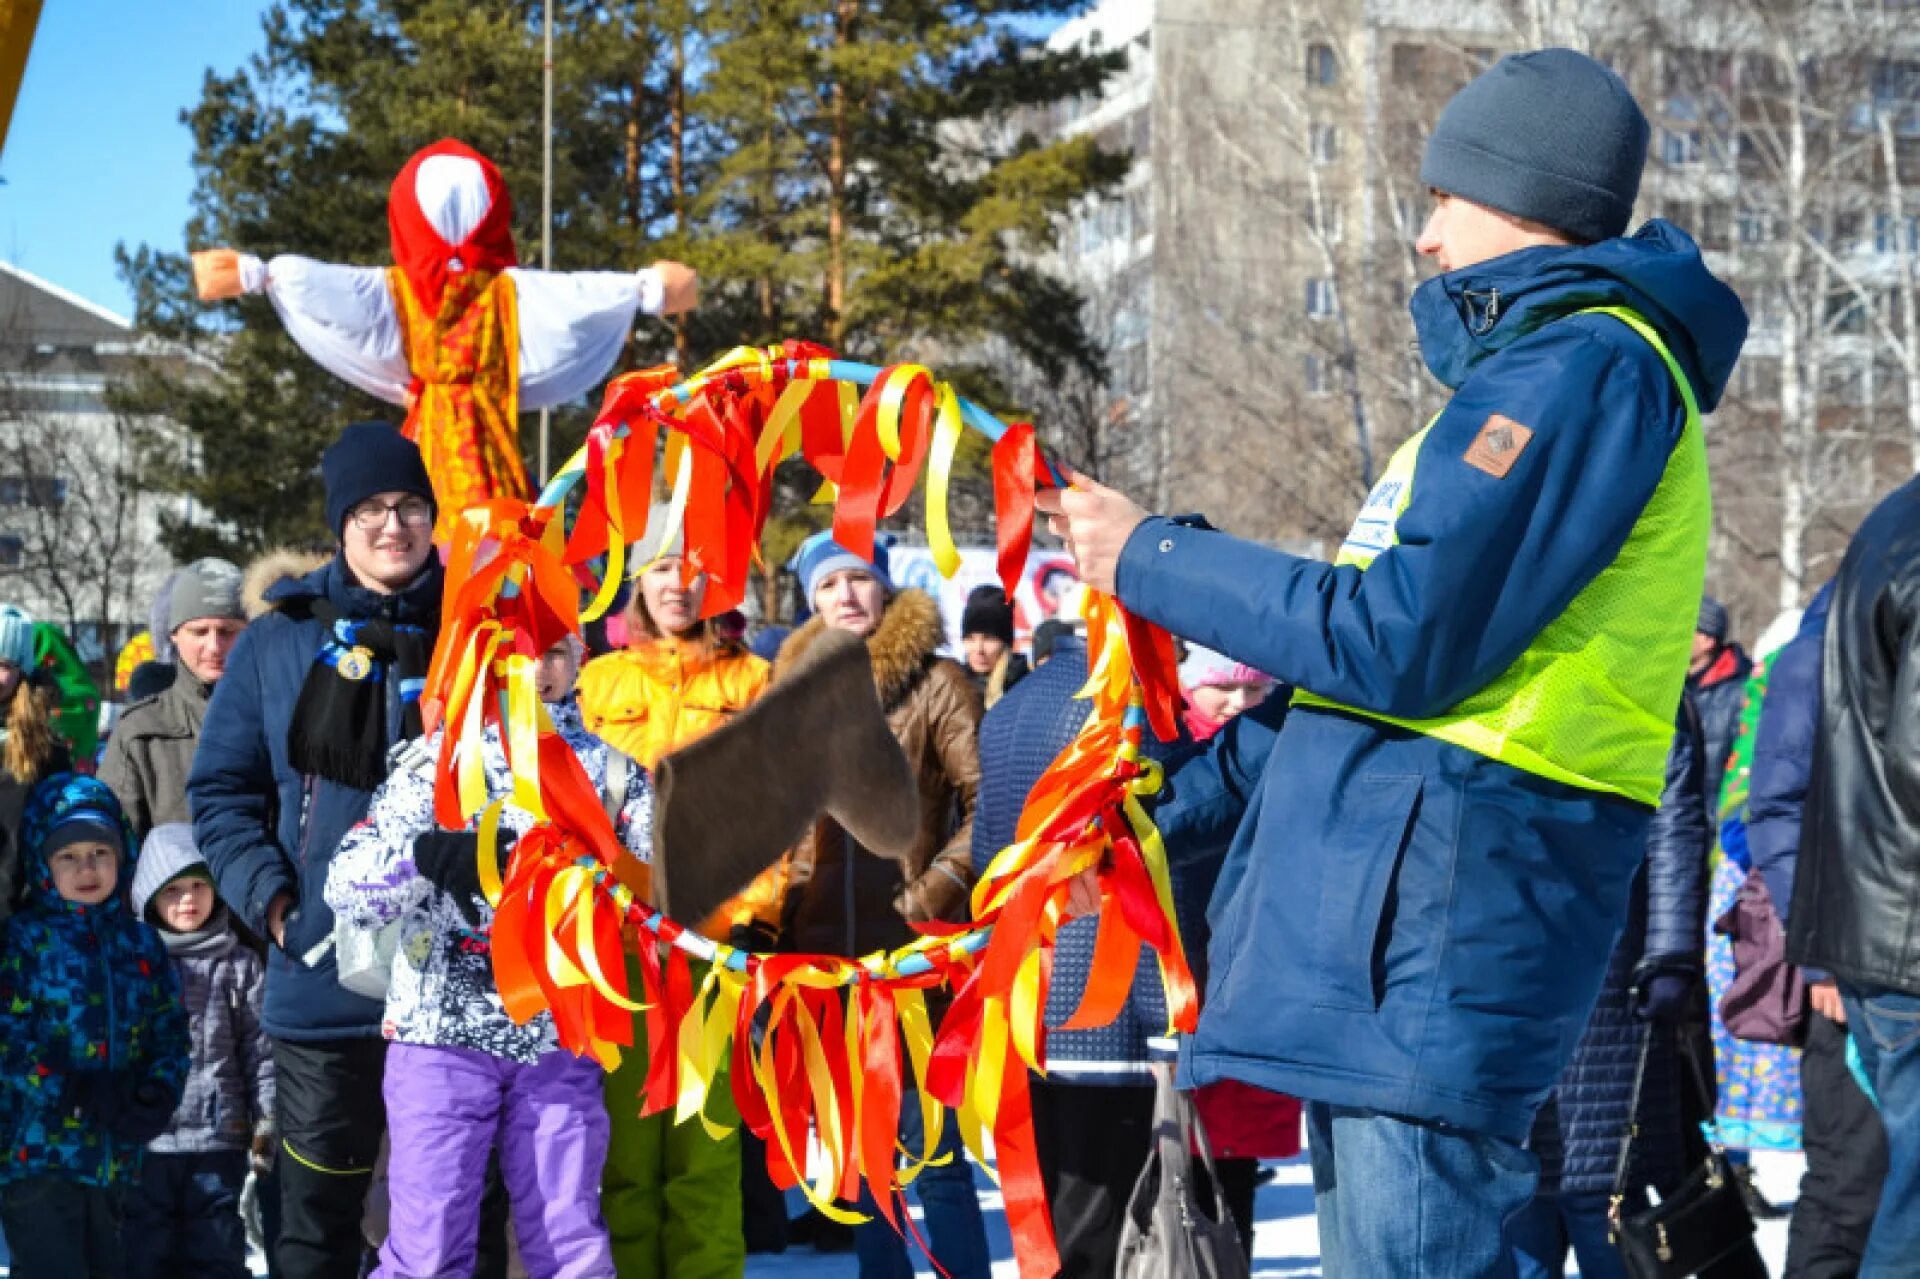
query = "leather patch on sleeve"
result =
(1464, 414, 1534, 479)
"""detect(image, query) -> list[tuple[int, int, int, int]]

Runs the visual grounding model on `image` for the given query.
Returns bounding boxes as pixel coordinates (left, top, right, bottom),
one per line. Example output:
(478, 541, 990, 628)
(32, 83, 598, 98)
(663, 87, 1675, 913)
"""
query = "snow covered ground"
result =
(746, 1147, 1804, 1277)
(0, 1143, 1801, 1276)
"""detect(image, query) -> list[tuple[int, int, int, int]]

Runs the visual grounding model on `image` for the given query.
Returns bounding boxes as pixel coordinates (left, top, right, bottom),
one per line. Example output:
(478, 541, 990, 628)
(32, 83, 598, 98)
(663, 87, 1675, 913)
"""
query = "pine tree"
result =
(121, 0, 1122, 558)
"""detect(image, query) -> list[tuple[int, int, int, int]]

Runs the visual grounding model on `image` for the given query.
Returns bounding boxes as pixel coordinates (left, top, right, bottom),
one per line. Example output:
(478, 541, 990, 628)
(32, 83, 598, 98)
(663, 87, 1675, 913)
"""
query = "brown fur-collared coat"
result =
(774, 588, 982, 957)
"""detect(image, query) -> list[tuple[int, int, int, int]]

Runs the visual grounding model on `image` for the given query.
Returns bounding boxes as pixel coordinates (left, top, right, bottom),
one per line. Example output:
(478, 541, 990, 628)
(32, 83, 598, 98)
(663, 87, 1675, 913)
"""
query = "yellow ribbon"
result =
(502, 653, 546, 821)
(892, 988, 947, 1185)
(925, 385, 965, 578)
(476, 798, 508, 909)
(873, 364, 929, 462)
(757, 380, 815, 472)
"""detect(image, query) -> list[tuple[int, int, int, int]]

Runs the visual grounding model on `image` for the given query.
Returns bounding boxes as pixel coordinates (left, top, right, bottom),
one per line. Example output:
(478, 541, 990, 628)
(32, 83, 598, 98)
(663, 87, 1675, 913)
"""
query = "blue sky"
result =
(1, 0, 273, 318)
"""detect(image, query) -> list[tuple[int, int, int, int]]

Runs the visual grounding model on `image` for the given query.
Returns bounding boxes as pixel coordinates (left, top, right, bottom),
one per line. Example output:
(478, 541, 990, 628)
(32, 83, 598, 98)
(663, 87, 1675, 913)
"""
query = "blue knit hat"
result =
(792, 531, 892, 603)
(21, 773, 136, 910)
(0, 604, 35, 671)
(1421, 49, 1649, 243)
(322, 422, 436, 538)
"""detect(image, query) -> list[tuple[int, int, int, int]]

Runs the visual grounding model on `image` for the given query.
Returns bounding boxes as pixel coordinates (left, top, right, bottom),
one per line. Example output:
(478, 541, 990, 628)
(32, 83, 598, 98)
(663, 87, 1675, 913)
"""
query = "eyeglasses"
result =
(349, 497, 434, 531)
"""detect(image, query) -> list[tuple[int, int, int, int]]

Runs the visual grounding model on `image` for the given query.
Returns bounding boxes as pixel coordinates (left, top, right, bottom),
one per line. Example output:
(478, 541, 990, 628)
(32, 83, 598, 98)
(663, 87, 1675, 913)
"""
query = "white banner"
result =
(886, 544, 1082, 656)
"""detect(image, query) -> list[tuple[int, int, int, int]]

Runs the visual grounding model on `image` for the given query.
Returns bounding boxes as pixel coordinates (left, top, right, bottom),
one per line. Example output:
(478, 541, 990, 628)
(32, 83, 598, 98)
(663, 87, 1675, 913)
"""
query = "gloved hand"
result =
(69, 1072, 178, 1146)
(414, 830, 517, 929)
(728, 919, 779, 956)
(110, 1077, 181, 1146)
(1633, 970, 1698, 1025)
(250, 1120, 277, 1175)
(64, 1072, 116, 1127)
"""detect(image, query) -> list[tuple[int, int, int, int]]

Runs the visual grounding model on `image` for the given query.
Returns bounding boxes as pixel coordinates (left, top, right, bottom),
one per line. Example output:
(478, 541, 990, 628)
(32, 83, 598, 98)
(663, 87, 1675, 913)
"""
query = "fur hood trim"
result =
(243, 548, 331, 619)
(776, 588, 946, 709)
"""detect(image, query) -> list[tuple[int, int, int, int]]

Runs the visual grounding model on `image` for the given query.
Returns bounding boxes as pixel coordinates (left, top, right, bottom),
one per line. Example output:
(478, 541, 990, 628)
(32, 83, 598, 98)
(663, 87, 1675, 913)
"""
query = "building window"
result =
(1661, 96, 1703, 166)
(1306, 278, 1338, 318)
(0, 476, 66, 509)
(1699, 202, 1731, 251)
(1310, 123, 1339, 164)
(1306, 42, 1338, 86)
(1391, 42, 1427, 85)
(1305, 355, 1332, 396)
(1876, 213, 1920, 254)
(1737, 208, 1770, 244)
(1304, 197, 1343, 243)
(0, 536, 22, 568)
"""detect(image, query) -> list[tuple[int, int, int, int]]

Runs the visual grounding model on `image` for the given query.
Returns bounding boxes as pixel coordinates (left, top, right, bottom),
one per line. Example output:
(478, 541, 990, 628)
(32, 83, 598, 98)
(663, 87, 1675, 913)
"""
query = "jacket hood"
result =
(20, 773, 138, 919)
(777, 587, 945, 709)
(1410, 219, 1748, 412)
(243, 548, 331, 619)
(130, 823, 206, 920)
(262, 552, 444, 629)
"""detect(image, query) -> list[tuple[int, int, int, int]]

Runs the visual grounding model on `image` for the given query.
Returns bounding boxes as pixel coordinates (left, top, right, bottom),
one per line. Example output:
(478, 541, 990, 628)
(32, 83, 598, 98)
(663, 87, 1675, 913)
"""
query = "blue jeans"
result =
(1507, 1192, 1627, 1279)
(1838, 982, 1920, 1276)
(1308, 1102, 1539, 1279)
(854, 1091, 991, 1279)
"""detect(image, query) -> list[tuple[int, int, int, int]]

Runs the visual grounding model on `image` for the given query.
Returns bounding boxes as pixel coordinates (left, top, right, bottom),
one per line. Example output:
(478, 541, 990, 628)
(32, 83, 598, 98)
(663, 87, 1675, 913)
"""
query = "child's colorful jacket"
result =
(0, 774, 191, 1187)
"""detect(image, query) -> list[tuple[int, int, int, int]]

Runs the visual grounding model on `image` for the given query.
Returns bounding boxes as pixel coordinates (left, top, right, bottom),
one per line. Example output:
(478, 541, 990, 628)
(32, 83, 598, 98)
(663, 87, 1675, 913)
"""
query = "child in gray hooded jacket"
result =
(124, 823, 274, 1279)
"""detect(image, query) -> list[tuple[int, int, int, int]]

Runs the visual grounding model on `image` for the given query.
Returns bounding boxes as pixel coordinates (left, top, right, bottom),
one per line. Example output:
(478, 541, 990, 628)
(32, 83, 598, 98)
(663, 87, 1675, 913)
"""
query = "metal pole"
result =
(538, 0, 554, 484)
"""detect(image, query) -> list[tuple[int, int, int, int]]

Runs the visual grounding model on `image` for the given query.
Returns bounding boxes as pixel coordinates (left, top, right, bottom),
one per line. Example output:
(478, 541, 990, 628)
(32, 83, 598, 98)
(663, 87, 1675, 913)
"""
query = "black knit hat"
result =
(961, 585, 1014, 645)
(1421, 49, 1648, 243)
(322, 422, 435, 539)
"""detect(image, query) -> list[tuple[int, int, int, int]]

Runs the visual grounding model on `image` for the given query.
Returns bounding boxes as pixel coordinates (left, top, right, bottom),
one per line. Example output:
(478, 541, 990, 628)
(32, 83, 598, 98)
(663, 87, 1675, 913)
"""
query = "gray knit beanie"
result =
(167, 558, 244, 634)
(1421, 49, 1649, 244)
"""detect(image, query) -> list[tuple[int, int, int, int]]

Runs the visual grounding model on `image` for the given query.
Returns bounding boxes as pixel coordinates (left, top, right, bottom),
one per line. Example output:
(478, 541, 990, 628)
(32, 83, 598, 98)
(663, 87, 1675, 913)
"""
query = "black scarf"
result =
(287, 600, 431, 792)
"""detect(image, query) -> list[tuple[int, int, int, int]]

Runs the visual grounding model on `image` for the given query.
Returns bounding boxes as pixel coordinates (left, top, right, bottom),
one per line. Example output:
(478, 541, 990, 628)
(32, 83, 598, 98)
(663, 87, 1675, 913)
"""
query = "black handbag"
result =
(1607, 1021, 1757, 1277)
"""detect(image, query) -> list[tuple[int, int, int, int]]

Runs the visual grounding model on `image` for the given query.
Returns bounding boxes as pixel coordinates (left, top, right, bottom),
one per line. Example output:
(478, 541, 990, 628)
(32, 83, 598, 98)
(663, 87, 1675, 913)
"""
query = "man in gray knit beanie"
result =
(102, 558, 248, 837)
(1039, 47, 1748, 1278)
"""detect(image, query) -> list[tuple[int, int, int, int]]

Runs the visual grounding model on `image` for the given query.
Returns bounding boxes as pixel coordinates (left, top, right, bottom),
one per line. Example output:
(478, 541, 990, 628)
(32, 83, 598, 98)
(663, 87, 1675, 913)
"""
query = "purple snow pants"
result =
(376, 1042, 613, 1279)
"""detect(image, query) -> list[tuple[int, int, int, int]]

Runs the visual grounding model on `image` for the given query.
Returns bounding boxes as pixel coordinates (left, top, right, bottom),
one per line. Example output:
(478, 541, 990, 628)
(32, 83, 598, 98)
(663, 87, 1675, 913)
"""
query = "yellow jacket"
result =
(577, 637, 779, 932)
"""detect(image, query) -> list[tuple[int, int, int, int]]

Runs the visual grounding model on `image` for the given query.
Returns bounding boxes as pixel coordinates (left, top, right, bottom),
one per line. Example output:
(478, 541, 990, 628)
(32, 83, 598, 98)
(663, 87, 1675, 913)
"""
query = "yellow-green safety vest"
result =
(1294, 307, 1710, 807)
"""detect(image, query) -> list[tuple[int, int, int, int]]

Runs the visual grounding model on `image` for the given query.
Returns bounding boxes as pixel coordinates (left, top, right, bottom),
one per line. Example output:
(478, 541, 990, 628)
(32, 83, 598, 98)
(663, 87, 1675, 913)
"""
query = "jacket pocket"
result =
(1311, 774, 1422, 1012)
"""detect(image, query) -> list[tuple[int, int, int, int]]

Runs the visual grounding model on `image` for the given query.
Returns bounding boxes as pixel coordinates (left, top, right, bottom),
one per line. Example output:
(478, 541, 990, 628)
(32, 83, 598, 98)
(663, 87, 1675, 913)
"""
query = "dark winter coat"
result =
(129, 826, 273, 1155)
(972, 637, 1218, 1084)
(188, 553, 444, 1041)
(0, 777, 191, 1188)
(1527, 696, 1708, 1196)
(969, 650, 1030, 710)
(1690, 641, 1753, 811)
(101, 669, 214, 839)
(1747, 583, 1832, 928)
(1794, 477, 1920, 994)
(776, 589, 982, 958)
(1134, 221, 1747, 1140)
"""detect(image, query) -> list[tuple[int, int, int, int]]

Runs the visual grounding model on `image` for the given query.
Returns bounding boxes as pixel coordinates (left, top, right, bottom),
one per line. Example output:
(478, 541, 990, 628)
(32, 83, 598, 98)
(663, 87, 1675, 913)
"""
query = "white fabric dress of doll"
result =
(193, 137, 698, 536)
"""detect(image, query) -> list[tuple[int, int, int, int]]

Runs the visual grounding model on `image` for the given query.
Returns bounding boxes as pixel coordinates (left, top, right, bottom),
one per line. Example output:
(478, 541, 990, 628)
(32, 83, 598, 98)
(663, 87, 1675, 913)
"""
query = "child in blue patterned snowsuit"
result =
(0, 774, 191, 1278)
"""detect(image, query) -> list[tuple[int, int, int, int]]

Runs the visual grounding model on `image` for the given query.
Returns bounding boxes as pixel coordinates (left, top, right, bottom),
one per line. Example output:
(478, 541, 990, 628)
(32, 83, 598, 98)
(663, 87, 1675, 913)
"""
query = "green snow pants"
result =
(602, 954, 746, 1279)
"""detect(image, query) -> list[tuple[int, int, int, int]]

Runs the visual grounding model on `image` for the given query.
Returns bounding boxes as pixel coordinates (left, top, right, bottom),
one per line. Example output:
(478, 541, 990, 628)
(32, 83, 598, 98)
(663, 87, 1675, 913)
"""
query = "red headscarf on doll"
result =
(388, 139, 518, 313)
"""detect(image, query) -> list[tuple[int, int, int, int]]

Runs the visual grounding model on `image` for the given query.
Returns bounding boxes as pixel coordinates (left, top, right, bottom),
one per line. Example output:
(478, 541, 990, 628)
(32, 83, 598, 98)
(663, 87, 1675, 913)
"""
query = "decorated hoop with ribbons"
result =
(420, 341, 1194, 1277)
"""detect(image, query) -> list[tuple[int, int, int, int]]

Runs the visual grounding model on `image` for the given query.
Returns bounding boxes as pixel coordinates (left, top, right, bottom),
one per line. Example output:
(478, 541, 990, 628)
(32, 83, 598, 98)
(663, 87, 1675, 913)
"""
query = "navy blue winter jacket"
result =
(971, 637, 1227, 1084)
(1133, 221, 1747, 1141)
(1748, 582, 1833, 927)
(188, 555, 443, 1041)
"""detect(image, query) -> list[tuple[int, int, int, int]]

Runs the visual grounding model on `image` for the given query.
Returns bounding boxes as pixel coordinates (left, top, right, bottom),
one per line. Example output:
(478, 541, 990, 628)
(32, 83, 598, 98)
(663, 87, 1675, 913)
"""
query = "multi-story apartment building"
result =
(0, 260, 196, 674)
(1038, 0, 1920, 627)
